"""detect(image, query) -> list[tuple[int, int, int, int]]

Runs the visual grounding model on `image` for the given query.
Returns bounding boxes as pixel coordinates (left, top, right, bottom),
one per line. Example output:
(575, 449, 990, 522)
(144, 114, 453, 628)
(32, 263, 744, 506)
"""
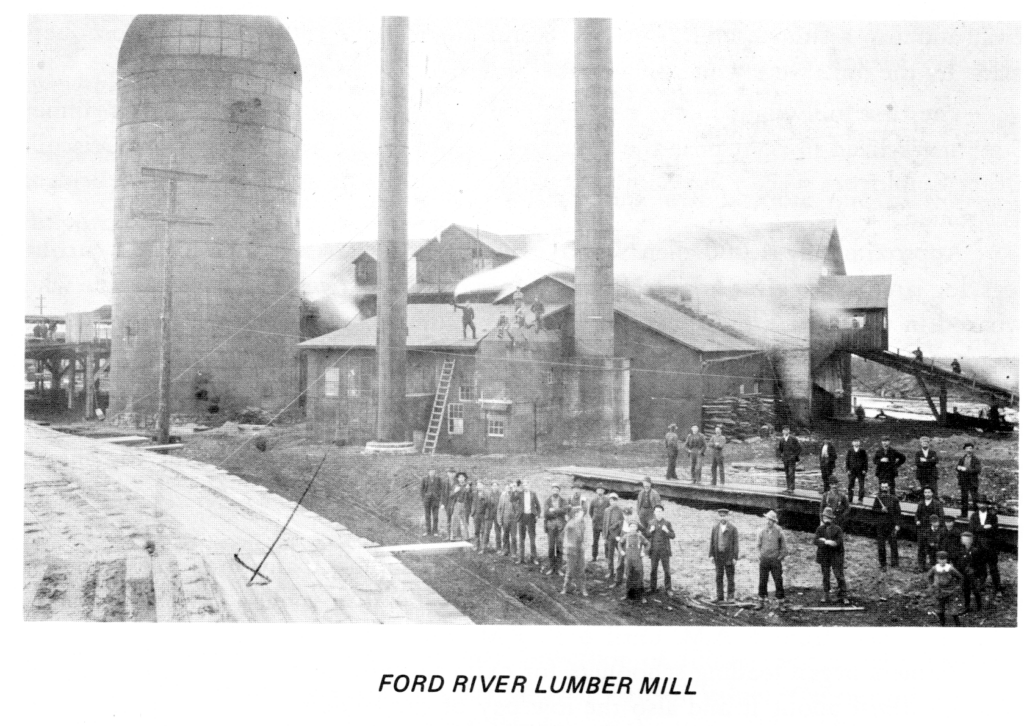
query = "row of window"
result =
(447, 403, 505, 437)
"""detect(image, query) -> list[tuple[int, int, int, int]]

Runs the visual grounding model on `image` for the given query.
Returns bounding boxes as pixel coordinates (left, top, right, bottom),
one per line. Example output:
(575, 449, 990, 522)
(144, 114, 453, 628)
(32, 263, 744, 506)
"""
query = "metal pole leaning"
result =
(235, 451, 330, 585)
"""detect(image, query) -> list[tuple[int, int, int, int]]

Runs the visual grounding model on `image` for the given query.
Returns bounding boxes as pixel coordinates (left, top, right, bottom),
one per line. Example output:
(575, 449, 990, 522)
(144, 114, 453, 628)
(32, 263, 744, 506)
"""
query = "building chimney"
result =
(375, 16, 410, 445)
(574, 18, 614, 359)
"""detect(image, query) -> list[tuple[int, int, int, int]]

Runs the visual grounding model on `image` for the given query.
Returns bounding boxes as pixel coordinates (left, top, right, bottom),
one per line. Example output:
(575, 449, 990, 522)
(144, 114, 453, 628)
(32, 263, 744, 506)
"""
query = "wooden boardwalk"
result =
(550, 465, 1017, 552)
(24, 423, 471, 624)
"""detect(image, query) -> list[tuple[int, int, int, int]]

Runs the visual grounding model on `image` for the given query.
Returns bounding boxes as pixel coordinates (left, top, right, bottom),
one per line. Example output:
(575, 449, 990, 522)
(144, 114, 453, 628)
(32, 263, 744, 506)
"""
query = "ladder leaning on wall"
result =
(423, 359, 456, 454)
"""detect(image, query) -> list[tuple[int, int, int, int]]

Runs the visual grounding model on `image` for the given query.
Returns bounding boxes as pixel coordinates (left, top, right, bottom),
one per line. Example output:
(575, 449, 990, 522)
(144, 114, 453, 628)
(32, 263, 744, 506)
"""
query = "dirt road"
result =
(23, 423, 470, 624)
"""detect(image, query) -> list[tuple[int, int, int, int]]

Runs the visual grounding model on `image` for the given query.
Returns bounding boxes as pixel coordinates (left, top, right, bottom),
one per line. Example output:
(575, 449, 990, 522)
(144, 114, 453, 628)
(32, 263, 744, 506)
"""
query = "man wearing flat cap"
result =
(938, 514, 961, 561)
(709, 508, 739, 603)
(814, 507, 849, 604)
(956, 443, 982, 516)
(871, 480, 902, 570)
(756, 510, 787, 607)
(954, 530, 985, 613)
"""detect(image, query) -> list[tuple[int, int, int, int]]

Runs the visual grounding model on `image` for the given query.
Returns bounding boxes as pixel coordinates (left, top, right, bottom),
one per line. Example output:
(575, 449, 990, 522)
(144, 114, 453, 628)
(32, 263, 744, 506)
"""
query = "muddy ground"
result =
(145, 417, 1017, 627)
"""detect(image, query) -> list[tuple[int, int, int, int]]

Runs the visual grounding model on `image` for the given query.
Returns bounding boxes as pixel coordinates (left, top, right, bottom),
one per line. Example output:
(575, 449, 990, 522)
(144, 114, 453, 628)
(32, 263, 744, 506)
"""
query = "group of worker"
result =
(452, 288, 546, 340)
(664, 423, 728, 485)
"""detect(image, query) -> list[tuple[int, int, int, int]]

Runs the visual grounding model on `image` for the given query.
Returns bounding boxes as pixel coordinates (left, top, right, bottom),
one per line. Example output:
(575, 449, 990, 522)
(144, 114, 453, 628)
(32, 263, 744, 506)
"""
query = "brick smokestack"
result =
(574, 18, 614, 358)
(375, 16, 409, 443)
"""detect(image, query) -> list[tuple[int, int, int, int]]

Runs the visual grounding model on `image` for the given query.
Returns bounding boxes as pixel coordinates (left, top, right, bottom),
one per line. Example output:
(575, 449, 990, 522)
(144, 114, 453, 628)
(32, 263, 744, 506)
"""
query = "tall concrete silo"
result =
(111, 15, 301, 420)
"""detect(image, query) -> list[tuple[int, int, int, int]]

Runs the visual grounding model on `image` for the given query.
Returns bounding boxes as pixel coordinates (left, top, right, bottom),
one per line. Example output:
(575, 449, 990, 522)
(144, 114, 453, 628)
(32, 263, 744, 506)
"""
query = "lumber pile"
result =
(702, 394, 779, 438)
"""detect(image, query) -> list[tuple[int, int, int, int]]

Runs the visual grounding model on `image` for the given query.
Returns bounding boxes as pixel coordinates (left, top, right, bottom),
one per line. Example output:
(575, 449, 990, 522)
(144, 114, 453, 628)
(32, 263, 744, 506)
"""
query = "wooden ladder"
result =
(423, 360, 456, 454)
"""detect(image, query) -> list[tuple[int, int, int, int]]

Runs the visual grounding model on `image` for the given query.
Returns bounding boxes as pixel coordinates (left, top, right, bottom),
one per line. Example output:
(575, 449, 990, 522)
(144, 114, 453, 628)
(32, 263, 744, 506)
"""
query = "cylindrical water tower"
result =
(111, 15, 301, 420)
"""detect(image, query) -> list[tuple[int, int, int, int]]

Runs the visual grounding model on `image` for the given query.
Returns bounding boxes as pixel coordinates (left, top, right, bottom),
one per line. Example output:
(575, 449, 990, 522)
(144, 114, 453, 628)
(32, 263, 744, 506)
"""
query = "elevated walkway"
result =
(855, 349, 1018, 408)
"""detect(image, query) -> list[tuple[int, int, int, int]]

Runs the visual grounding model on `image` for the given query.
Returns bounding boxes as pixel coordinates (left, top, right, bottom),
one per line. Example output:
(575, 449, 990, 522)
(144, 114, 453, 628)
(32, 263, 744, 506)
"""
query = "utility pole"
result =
(135, 165, 211, 443)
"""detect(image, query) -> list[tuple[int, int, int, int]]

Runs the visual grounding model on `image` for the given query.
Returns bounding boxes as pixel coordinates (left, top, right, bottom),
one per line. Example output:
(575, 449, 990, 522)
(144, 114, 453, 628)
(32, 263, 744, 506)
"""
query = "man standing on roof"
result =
(530, 295, 545, 330)
(664, 424, 679, 480)
(685, 425, 707, 484)
(951, 358, 962, 374)
(912, 347, 923, 362)
(777, 426, 802, 492)
(452, 299, 476, 339)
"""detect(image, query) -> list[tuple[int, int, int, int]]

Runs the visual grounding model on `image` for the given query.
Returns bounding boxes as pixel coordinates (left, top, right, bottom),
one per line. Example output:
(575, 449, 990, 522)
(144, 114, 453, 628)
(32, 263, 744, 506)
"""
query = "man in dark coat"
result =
(646, 505, 675, 595)
(420, 468, 443, 536)
(471, 481, 497, 553)
(617, 520, 649, 602)
(819, 439, 838, 490)
(664, 424, 680, 480)
(915, 486, 944, 571)
(453, 301, 476, 339)
(815, 507, 849, 604)
(969, 499, 1002, 598)
(517, 482, 542, 565)
(922, 514, 944, 568)
(914, 436, 939, 494)
(845, 438, 869, 502)
(602, 493, 625, 581)
(956, 443, 982, 516)
(442, 468, 456, 536)
(777, 427, 802, 492)
(938, 514, 961, 559)
(953, 531, 985, 613)
(684, 425, 707, 484)
(821, 487, 851, 530)
(543, 484, 569, 575)
(873, 437, 906, 487)
(588, 487, 611, 562)
(871, 481, 902, 570)
(709, 507, 740, 602)
(636, 477, 661, 530)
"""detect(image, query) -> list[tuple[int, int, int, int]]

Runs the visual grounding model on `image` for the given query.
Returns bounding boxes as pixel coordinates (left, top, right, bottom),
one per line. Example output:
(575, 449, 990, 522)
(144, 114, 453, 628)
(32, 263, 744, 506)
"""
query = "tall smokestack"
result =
(574, 18, 614, 358)
(375, 16, 410, 444)
(570, 18, 629, 443)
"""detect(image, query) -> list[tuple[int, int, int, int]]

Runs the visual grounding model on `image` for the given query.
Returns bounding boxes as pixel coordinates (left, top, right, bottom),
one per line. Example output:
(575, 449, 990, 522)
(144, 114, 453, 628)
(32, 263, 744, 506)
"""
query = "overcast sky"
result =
(25, 15, 1020, 356)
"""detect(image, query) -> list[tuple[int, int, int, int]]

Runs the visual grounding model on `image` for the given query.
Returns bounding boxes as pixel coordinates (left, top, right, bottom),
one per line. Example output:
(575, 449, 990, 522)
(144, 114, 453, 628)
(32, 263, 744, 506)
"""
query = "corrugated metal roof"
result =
(815, 275, 891, 309)
(299, 304, 509, 350)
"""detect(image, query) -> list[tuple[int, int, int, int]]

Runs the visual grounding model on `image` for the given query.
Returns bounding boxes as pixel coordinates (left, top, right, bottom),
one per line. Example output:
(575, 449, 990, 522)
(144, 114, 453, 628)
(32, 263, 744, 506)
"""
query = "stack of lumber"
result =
(702, 394, 779, 438)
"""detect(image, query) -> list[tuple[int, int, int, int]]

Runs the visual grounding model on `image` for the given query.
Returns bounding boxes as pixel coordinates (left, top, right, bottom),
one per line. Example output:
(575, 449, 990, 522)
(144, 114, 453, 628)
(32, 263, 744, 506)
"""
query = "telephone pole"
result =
(135, 165, 211, 443)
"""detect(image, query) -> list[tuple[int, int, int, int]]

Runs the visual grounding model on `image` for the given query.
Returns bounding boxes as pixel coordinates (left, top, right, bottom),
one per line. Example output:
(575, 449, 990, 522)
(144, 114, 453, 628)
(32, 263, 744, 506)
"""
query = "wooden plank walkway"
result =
(24, 422, 471, 624)
(550, 465, 1017, 552)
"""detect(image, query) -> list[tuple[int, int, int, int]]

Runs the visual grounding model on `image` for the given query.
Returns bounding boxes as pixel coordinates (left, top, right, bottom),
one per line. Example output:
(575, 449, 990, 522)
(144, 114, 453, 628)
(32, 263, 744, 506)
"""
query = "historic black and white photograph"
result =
(23, 14, 1018, 634)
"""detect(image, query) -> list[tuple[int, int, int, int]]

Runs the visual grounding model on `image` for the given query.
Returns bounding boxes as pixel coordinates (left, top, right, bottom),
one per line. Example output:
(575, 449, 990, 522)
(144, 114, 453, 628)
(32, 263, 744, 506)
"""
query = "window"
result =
(448, 403, 464, 435)
(486, 413, 506, 438)
(459, 382, 476, 401)
(324, 366, 339, 397)
(739, 384, 745, 395)
(547, 369, 556, 385)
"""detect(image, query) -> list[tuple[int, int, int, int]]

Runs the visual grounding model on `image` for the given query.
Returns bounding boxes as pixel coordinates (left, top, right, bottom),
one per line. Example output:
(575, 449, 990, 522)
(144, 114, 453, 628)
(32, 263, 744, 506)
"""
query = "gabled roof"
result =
(815, 275, 891, 309)
(497, 269, 757, 353)
(448, 224, 533, 258)
(299, 304, 509, 351)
